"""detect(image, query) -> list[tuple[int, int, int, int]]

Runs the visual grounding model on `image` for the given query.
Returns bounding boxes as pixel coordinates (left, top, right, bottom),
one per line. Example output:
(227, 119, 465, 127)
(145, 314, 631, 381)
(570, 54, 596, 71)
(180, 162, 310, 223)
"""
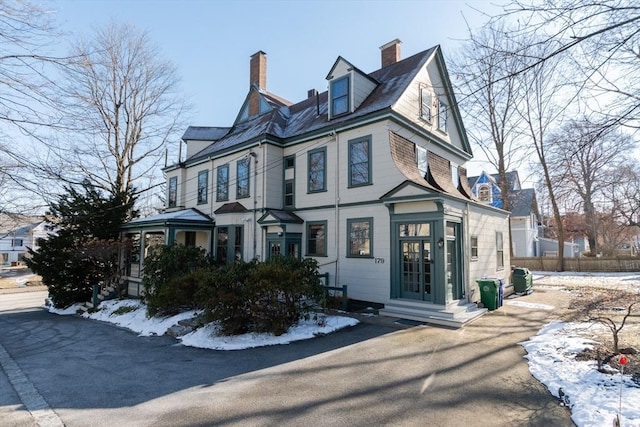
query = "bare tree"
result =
(45, 21, 187, 203)
(608, 163, 640, 228)
(452, 21, 529, 215)
(516, 40, 572, 270)
(496, 0, 640, 131)
(546, 119, 636, 255)
(0, 0, 71, 215)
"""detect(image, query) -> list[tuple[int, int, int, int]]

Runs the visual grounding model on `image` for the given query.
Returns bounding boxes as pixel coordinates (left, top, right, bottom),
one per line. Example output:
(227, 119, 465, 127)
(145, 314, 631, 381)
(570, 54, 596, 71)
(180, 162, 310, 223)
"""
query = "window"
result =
(348, 137, 371, 187)
(185, 231, 196, 247)
(438, 99, 448, 133)
(284, 156, 295, 169)
(197, 170, 208, 204)
(11, 239, 23, 247)
(471, 236, 478, 261)
(236, 158, 250, 198)
(416, 146, 427, 178)
(330, 76, 349, 117)
(284, 180, 294, 208)
(496, 232, 504, 269)
(216, 226, 243, 263)
(451, 164, 459, 188)
(348, 218, 373, 257)
(168, 176, 177, 208)
(216, 227, 228, 263)
(307, 221, 327, 256)
(308, 148, 326, 192)
(478, 184, 491, 202)
(216, 164, 229, 201)
(420, 87, 432, 122)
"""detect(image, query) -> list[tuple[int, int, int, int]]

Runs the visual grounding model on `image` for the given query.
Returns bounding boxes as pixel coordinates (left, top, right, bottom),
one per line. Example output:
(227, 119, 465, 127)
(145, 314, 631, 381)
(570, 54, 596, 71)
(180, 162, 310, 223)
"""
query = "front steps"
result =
(379, 299, 487, 328)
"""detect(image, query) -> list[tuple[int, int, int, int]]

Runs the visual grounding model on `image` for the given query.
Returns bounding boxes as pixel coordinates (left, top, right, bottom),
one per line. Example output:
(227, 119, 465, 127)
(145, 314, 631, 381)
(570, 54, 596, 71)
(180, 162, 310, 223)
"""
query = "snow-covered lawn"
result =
(50, 299, 359, 350)
(521, 271, 640, 427)
(49, 271, 640, 426)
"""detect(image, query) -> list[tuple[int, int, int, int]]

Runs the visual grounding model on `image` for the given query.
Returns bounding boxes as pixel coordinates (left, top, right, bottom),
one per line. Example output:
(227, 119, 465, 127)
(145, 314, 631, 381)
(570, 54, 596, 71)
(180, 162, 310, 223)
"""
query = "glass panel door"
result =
(401, 240, 433, 301)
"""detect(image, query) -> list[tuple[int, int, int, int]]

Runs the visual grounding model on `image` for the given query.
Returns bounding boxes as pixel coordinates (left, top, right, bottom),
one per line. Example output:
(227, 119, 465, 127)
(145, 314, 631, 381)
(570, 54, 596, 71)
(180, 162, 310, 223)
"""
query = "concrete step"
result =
(379, 301, 487, 328)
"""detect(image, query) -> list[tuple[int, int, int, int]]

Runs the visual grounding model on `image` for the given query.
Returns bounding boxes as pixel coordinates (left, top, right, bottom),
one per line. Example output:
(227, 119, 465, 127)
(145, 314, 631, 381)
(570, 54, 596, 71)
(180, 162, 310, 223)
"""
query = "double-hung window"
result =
(348, 136, 371, 187)
(168, 176, 177, 208)
(471, 236, 478, 261)
(347, 218, 373, 257)
(197, 170, 208, 204)
(306, 221, 327, 256)
(308, 147, 326, 192)
(330, 76, 349, 117)
(216, 164, 229, 201)
(496, 232, 504, 269)
(236, 158, 250, 198)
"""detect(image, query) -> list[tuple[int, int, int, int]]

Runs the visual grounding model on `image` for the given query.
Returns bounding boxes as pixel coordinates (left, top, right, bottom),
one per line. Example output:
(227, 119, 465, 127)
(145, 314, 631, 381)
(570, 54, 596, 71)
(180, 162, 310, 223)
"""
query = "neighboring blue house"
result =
(468, 171, 541, 257)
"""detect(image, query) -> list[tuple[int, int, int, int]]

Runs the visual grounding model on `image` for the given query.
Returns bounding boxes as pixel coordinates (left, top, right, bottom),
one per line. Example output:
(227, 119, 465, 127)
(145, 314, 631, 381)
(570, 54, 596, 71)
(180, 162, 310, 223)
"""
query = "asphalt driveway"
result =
(0, 288, 574, 426)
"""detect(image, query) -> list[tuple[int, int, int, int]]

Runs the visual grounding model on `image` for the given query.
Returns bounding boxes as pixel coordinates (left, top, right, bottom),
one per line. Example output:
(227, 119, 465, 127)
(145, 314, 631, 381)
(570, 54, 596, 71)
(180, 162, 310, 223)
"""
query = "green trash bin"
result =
(512, 268, 533, 295)
(477, 279, 499, 311)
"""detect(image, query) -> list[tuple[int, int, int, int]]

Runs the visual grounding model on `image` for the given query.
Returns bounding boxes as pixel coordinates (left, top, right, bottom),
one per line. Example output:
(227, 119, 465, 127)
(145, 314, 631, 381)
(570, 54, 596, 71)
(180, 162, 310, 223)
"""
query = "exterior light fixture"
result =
(438, 237, 444, 249)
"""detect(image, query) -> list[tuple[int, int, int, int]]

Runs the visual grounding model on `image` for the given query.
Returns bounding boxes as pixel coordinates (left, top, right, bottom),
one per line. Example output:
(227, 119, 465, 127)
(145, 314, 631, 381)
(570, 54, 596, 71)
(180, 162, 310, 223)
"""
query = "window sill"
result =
(346, 255, 374, 259)
(347, 182, 373, 189)
(307, 189, 327, 194)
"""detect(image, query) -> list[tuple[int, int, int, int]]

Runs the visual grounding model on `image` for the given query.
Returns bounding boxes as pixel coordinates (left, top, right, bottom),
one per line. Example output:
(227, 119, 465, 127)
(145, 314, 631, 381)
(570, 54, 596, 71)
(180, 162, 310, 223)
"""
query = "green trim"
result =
(197, 169, 208, 204)
(307, 147, 327, 193)
(346, 217, 373, 258)
(348, 135, 372, 187)
(216, 164, 229, 202)
(236, 158, 250, 199)
(168, 176, 177, 208)
(329, 75, 350, 118)
(306, 220, 327, 257)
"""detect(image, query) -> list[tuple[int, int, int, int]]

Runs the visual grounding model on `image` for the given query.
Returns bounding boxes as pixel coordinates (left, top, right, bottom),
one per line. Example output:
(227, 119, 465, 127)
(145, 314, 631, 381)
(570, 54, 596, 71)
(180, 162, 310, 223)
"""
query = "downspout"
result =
(333, 130, 340, 286)
(251, 149, 259, 259)
(260, 140, 266, 260)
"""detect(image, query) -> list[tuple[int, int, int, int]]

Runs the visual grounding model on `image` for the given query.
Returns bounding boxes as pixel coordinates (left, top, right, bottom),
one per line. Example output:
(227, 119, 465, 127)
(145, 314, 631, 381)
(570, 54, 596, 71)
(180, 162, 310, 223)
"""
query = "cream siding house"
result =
(123, 40, 511, 327)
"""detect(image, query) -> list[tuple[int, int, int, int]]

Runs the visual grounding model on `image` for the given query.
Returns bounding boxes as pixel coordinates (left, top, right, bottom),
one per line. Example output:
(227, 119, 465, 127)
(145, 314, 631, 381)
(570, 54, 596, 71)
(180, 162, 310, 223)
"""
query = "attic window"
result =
(438, 99, 448, 133)
(330, 76, 350, 117)
(420, 87, 432, 122)
(478, 184, 491, 202)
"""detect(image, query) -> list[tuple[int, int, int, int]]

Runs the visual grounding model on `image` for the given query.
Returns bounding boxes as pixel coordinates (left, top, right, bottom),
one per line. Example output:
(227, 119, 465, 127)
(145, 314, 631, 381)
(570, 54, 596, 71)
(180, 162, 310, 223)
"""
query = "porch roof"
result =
(121, 208, 214, 229)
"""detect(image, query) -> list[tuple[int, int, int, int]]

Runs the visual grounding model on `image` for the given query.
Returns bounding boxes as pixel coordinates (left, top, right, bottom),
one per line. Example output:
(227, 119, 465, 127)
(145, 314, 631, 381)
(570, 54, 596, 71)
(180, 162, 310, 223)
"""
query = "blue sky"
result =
(51, 0, 501, 128)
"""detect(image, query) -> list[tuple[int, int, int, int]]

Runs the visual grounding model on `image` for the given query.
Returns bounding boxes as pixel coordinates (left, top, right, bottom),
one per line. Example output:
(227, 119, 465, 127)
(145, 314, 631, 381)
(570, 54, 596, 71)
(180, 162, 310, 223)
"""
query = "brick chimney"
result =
(249, 51, 266, 116)
(380, 39, 402, 67)
(250, 51, 267, 90)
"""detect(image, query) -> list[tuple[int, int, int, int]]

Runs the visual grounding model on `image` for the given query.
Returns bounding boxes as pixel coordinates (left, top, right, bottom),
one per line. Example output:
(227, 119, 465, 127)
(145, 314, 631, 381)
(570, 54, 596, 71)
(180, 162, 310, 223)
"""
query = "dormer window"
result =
(478, 184, 491, 202)
(420, 87, 432, 122)
(416, 146, 428, 178)
(330, 76, 350, 117)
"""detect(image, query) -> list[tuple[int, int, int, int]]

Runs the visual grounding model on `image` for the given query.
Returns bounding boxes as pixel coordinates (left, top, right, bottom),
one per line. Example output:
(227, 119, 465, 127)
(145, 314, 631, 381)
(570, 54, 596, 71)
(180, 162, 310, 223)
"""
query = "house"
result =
(467, 171, 541, 257)
(0, 215, 48, 265)
(122, 40, 511, 327)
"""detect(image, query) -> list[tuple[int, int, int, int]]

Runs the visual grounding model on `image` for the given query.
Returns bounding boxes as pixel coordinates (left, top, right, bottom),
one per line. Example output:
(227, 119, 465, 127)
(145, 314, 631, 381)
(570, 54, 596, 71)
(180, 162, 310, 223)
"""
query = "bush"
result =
(142, 244, 212, 316)
(197, 257, 324, 336)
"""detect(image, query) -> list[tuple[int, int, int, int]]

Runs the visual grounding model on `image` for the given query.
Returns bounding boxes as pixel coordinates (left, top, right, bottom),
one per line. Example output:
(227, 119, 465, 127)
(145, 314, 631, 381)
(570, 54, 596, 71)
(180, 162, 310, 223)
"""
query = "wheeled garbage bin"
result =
(477, 278, 500, 311)
(512, 268, 533, 294)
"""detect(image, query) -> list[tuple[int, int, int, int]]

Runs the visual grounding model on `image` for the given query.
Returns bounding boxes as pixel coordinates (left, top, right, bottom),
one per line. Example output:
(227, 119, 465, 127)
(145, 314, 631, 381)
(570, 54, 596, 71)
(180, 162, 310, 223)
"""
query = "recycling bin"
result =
(477, 278, 499, 311)
(512, 267, 533, 295)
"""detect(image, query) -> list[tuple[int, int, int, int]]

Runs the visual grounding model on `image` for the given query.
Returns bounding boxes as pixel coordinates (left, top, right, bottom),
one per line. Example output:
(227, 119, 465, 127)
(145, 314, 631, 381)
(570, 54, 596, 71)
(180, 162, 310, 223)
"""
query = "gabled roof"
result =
(326, 56, 380, 86)
(257, 209, 304, 224)
(508, 188, 539, 217)
(214, 202, 248, 214)
(183, 46, 438, 163)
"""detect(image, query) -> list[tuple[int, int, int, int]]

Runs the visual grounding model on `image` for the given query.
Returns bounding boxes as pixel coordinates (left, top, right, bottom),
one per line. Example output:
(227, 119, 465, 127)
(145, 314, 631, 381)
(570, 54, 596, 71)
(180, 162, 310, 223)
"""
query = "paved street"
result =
(0, 289, 574, 426)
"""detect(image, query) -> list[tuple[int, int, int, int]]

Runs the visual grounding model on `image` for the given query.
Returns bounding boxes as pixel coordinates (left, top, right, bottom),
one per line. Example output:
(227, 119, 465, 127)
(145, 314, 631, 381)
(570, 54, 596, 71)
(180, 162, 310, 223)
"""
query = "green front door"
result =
(400, 240, 432, 301)
(445, 221, 464, 301)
